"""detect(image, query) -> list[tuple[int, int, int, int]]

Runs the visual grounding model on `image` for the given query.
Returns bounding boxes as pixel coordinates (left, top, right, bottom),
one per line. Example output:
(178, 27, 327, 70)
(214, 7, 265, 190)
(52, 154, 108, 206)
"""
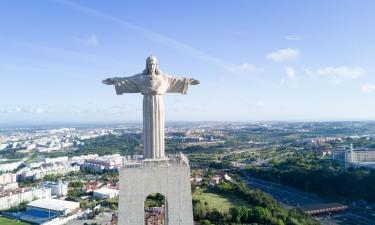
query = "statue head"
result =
(143, 55, 161, 75)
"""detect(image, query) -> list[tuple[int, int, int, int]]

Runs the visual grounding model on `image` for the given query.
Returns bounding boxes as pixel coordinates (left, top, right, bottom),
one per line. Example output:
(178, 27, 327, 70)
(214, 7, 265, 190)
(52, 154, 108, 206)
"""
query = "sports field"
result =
(0, 217, 30, 225)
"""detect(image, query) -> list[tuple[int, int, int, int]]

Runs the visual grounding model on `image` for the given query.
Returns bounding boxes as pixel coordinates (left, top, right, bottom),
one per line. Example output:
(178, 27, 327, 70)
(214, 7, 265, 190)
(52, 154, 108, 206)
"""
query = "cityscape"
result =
(2, 0, 375, 225)
(1, 122, 375, 224)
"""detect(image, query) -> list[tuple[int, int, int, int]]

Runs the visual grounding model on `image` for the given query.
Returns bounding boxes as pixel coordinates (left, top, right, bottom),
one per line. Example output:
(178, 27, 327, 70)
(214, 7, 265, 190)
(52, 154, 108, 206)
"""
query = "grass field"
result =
(193, 188, 250, 213)
(0, 217, 30, 225)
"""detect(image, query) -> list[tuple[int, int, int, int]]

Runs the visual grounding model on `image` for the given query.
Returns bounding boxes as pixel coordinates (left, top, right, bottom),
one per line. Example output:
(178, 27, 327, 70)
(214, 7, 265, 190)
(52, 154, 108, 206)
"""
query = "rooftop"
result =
(27, 198, 79, 212)
(94, 188, 119, 195)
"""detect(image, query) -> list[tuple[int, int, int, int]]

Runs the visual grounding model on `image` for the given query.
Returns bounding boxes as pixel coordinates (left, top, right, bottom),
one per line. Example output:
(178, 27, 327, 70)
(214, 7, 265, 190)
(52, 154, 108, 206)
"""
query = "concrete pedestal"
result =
(118, 153, 194, 225)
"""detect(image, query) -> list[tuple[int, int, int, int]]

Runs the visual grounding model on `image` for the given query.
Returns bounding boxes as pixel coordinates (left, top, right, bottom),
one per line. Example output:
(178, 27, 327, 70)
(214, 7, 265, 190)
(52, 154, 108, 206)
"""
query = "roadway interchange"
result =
(241, 171, 375, 225)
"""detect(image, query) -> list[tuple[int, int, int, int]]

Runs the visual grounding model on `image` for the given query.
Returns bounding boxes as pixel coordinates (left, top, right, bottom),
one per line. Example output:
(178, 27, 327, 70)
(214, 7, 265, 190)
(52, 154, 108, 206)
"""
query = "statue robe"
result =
(113, 73, 190, 159)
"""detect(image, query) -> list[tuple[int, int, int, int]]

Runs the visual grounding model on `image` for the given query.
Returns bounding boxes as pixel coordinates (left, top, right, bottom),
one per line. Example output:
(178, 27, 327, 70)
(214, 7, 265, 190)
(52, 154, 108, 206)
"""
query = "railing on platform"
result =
(123, 152, 189, 168)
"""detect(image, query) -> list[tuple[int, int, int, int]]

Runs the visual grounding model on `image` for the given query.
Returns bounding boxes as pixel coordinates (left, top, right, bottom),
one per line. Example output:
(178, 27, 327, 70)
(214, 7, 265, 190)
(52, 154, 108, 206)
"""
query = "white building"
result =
(93, 188, 119, 199)
(0, 161, 23, 172)
(0, 173, 17, 185)
(62, 142, 73, 148)
(0, 182, 19, 192)
(19, 164, 80, 181)
(45, 156, 69, 164)
(38, 146, 62, 152)
(42, 181, 69, 197)
(26, 143, 37, 150)
(224, 174, 232, 181)
(27, 161, 44, 168)
(27, 198, 80, 216)
(70, 154, 99, 165)
(337, 144, 375, 168)
(347, 149, 375, 162)
(0, 143, 8, 150)
(82, 154, 124, 172)
(0, 187, 51, 210)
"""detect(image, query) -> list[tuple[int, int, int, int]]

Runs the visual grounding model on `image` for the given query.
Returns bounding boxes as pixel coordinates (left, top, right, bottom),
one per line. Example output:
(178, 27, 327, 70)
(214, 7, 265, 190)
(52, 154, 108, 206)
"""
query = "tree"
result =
(229, 207, 247, 223)
(69, 180, 83, 188)
(248, 207, 271, 224)
(201, 220, 211, 225)
(216, 181, 232, 193)
(193, 201, 207, 221)
(207, 208, 223, 222)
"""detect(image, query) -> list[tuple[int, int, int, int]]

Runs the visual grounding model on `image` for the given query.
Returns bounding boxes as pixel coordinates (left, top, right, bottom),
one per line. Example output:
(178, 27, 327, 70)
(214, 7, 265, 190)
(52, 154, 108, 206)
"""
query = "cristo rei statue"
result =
(103, 55, 199, 159)
(103, 56, 198, 225)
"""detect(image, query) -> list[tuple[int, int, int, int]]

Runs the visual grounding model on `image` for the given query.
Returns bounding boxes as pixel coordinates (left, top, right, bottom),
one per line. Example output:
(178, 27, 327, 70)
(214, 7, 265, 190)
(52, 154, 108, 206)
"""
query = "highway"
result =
(241, 170, 323, 206)
(240, 170, 375, 225)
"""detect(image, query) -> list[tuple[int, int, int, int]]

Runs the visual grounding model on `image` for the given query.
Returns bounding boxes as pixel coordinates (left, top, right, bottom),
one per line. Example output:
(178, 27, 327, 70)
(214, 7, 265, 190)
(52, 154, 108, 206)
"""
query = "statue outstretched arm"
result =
(102, 76, 140, 95)
(102, 78, 116, 85)
(167, 75, 200, 94)
(189, 78, 200, 85)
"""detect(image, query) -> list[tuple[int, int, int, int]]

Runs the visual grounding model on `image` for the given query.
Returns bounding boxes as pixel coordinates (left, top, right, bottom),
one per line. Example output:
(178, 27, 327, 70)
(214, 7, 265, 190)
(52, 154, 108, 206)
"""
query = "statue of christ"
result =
(103, 56, 200, 159)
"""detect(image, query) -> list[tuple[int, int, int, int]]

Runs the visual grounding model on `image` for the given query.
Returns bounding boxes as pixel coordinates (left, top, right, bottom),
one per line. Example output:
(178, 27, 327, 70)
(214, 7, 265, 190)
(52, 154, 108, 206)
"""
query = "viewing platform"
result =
(123, 152, 190, 169)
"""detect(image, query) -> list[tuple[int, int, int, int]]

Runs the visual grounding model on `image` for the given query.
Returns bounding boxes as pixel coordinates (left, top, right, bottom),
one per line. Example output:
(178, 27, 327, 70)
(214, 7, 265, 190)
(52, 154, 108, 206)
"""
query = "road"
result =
(241, 170, 375, 225)
(241, 170, 323, 206)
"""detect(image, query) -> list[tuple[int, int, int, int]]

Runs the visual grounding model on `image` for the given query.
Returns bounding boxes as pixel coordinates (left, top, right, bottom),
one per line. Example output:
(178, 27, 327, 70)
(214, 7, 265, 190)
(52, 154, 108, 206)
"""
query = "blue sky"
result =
(1, 0, 375, 123)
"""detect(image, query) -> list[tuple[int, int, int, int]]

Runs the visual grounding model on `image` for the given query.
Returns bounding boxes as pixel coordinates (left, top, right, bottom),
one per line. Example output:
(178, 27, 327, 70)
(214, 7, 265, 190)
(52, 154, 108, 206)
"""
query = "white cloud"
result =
(74, 34, 98, 47)
(361, 83, 375, 93)
(0, 105, 141, 116)
(306, 66, 366, 82)
(0, 107, 22, 113)
(31, 108, 45, 114)
(54, 0, 237, 73)
(257, 100, 265, 107)
(0, 107, 46, 114)
(20, 42, 137, 70)
(285, 35, 302, 41)
(285, 66, 297, 80)
(267, 48, 300, 62)
(227, 63, 257, 74)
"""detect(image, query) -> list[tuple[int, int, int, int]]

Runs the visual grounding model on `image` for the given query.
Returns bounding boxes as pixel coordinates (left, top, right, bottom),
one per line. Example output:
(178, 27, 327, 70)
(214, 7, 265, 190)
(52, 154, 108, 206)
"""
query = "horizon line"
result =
(1, 119, 375, 128)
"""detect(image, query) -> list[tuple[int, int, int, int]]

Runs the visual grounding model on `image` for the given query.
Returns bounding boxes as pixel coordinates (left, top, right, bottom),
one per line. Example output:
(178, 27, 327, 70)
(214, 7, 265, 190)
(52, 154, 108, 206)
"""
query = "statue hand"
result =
(189, 79, 200, 85)
(102, 78, 116, 85)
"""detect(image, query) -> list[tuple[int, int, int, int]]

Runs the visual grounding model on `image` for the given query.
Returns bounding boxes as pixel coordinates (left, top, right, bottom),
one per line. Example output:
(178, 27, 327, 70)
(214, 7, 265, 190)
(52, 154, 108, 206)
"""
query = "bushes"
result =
(144, 193, 165, 208)
(247, 156, 375, 202)
(201, 220, 212, 225)
(193, 200, 231, 223)
(215, 181, 278, 210)
(193, 181, 319, 225)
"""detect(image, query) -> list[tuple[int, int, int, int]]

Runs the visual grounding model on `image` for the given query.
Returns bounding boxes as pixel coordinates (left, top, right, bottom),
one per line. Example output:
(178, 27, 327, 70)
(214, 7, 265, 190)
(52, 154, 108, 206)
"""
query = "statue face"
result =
(148, 60, 157, 75)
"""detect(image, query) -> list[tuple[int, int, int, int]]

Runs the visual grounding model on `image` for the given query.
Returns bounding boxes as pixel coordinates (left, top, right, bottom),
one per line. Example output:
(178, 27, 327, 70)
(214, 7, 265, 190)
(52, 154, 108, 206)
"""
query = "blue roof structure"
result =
(20, 209, 58, 225)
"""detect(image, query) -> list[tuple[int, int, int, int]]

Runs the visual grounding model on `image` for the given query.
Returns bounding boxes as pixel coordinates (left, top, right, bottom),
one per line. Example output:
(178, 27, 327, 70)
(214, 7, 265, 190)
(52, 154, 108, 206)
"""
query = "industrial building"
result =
(332, 144, 375, 168)
(93, 188, 119, 199)
(20, 209, 59, 225)
(4, 198, 82, 225)
(27, 198, 80, 216)
(347, 149, 375, 162)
